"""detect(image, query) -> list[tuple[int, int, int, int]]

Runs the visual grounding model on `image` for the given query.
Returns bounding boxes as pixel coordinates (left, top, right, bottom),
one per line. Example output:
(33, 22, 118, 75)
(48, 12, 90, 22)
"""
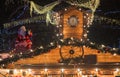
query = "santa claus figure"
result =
(15, 26, 32, 52)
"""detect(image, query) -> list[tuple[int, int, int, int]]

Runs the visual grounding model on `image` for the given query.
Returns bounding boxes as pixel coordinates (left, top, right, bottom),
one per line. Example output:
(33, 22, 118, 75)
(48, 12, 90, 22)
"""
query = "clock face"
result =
(68, 15, 79, 27)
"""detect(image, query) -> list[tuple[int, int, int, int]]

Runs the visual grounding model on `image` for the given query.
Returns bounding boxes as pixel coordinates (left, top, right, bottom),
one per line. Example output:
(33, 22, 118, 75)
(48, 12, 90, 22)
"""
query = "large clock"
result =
(68, 15, 79, 27)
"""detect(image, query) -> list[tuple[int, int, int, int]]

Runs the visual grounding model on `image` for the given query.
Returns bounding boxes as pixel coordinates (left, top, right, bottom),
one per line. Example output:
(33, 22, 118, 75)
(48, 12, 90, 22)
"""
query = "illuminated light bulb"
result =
(14, 69, 18, 75)
(56, 34, 59, 36)
(12, 62, 14, 64)
(74, 3, 77, 5)
(6, 69, 10, 73)
(68, 41, 71, 44)
(65, 8, 67, 11)
(87, 25, 90, 27)
(90, 22, 92, 25)
(30, 49, 33, 52)
(80, 39, 83, 41)
(60, 33, 63, 36)
(87, 39, 90, 41)
(79, 8, 81, 11)
(116, 68, 119, 72)
(50, 42, 54, 46)
(71, 37, 74, 40)
(39, 46, 43, 49)
(61, 68, 64, 72)
(0, 58, 2, 61)
(57, 16, 60, 19)
(101, 44, 105, 47)
(2, 64, 5, 67)
(84, 16, 86, 18)
(45, 68, 48, 72)
(58, 45, 61, 48)
(27, 69, 32, 74)
(87, 20, 90, 24)
(77, 68, 80, 72)
(53, 15, 56, 18)
(95, 68, 98, 72)
(87, 31, 89, 33)
(79, 71, 82, 75)
(88, 17, 90, 20)
(83, 25, 86, 28)
(60, 39, 64, 42)
(56, 25, 59, 28)
(59, 25, 62, 27)
(113, 53, 117, 56)
(28, 69, 31, 71)
(113, 48, 116, 50)
(20, 69, 23, 72)
(72, 3, 75, 5)
(83, 45, 86, 48)
(56, 12, 59, 15)
(10, 55, 13, 58)
(86, 13, 89, 16)
(90, 42, 94, 45)
(84, 34, 87, 37)
(20, 52, 22, 55)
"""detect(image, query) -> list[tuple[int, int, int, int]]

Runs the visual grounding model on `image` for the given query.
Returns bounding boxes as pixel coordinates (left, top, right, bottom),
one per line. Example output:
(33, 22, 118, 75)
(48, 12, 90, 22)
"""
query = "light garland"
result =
(11, 5, 28, 21)
(30, 1, 61, 25)
(57, 37, 120, 54)
(3, 0, 119, 29)
(1, 0, 120, 68)
(46, 11, 61, 25)
(94, 15, 120, 25)
(104, 11, 120, 15)
(0, 41, 57, 68)
(1, 68, 120, 77)
(0, 35, 120, 68)
(5, 0, 14, 5)
(66, 0, 100, 24)
(3, 14, 46, 29)
(30, 1, 60, 16)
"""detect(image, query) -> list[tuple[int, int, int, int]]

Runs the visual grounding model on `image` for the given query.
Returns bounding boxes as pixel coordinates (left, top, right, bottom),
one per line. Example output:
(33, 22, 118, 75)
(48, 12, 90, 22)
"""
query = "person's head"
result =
(20, 26, 26, 31)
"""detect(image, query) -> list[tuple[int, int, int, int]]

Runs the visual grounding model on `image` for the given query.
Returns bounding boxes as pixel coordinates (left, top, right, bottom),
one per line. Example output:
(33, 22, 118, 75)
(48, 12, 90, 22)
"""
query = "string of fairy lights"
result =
(56, 8, 120, 56)
(11, 5, 29, 21)
(3, 0, 120, 28)
(0, 0, 120, 68)
(0, 66, 120, 76)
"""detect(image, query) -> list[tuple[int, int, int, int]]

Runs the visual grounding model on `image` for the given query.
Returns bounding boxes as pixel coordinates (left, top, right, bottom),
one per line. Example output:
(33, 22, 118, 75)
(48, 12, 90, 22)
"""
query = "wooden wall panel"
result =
(7, 47, 120, 68)
(63, 7, 83, 39)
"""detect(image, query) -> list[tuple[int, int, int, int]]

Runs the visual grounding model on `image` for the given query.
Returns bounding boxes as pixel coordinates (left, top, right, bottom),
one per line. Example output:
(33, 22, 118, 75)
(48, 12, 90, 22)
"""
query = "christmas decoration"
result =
(4, 15, 46, 29)
(15, 26, 32, 52)
(1, 0, 120, 68)
(3, 0, 120, 29)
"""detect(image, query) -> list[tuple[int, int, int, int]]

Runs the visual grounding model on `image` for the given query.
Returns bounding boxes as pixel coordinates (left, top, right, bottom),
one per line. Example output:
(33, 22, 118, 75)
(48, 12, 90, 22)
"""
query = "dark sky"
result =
(0, 0, 120, 23)
(0, 0, 120, 48)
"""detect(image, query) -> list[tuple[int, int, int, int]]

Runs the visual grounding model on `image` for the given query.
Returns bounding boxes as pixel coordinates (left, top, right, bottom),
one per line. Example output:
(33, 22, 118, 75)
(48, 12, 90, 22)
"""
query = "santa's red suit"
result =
(15, 26, 32, 52)
(15, 31, 32, 48)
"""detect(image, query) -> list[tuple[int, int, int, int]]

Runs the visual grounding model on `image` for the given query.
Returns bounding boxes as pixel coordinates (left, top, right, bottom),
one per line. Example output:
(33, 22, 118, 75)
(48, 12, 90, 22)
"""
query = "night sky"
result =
(0, 0, 120, 50)
(0, 0, 120, 23)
